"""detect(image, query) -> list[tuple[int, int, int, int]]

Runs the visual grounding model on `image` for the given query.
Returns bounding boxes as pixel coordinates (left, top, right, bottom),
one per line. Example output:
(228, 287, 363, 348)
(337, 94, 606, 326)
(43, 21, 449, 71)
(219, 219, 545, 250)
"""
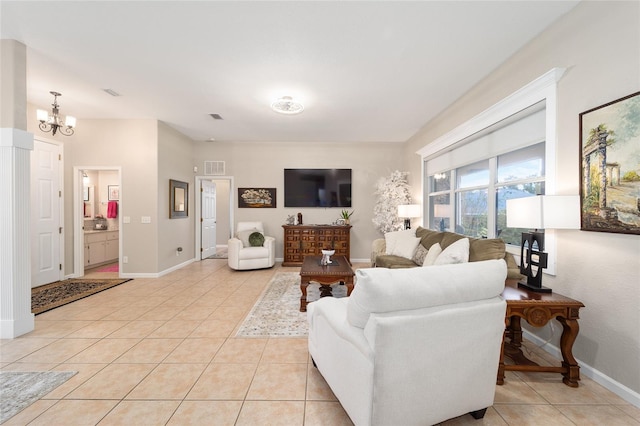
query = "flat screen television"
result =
(284, 169, 352, 207)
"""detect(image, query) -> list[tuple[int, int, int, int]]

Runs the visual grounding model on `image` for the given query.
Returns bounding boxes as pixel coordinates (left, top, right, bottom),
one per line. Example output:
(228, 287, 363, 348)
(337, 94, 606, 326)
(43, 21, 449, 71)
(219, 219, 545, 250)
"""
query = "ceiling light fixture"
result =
(37, 91, 76, 136)
(270, 96, 304, 115)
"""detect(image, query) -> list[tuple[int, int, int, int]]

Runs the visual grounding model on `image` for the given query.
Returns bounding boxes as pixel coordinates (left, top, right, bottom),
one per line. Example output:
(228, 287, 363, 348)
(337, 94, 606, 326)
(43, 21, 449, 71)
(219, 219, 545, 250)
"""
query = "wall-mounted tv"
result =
(284, 169, 352, 207)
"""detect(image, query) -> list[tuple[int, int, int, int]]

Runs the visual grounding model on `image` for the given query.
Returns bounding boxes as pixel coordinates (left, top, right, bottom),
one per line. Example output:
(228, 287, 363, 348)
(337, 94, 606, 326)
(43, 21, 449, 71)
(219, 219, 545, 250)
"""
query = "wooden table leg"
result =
(346, 277, 354, 296)
(300, 277, 309, 312)
(557, 316, 581, 387)
(497, 327, 507, 385)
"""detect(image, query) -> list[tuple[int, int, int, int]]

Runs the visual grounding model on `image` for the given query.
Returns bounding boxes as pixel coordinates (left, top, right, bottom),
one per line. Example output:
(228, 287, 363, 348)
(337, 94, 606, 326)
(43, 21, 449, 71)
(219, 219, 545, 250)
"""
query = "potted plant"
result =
(340, 209, 354, 225)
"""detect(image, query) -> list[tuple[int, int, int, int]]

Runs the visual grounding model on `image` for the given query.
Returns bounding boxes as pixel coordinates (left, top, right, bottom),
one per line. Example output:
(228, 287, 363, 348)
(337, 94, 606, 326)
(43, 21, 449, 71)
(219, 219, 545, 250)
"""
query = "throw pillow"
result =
(384, 229, 416, 255)
(434, 237, 470, 265)
(388, 236, 421, 259)
(248, 231, 265, 247)
(411, 244, 428, 265)
(422, 243, 442, 266)
(237, 228, 260, 247)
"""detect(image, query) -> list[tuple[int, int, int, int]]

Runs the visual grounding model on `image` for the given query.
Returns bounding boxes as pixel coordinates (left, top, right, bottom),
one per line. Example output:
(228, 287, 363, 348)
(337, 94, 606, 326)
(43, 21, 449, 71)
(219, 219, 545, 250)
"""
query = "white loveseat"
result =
(307, 259, 507, 426)
(227, 221, 275, 270)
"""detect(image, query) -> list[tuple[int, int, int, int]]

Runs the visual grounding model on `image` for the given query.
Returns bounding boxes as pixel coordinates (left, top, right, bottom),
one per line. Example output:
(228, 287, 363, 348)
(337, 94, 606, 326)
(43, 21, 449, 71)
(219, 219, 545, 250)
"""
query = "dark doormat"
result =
(32, 278, 132, 315)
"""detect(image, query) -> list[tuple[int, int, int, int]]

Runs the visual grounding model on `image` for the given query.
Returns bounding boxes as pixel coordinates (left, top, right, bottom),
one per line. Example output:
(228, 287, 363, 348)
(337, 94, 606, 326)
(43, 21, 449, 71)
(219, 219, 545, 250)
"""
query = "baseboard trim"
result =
(523, 329, 640, 408)
(120, 258, 195, 279)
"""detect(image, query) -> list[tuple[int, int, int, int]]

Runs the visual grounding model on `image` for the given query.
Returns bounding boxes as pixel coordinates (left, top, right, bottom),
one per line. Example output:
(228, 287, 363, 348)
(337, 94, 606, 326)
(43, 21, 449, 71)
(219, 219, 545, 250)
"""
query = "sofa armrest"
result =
(371, 238, 386, 267)
(308, 298, 373, 360)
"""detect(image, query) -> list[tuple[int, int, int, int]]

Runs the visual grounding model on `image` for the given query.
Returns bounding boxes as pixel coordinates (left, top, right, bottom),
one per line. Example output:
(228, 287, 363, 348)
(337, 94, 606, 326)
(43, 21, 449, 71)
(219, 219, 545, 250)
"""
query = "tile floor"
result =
(1, 260, 639, 425)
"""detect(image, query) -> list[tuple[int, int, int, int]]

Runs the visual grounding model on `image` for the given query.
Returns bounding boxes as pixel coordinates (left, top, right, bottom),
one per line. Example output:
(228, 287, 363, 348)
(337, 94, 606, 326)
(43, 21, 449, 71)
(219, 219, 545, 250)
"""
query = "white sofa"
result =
(227, 221, 275, 270)
(307, 259, 507, 426)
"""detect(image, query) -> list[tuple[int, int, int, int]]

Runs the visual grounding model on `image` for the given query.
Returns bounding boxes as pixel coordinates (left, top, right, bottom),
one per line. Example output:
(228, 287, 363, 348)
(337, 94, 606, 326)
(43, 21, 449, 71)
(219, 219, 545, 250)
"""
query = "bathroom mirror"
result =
(169, 179, 188, 218)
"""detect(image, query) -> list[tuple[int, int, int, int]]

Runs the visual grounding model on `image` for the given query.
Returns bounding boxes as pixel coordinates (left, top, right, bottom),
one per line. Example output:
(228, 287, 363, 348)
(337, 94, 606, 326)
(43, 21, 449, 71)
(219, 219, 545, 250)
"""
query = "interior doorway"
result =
(73, 167, 122, 277)
(195, 176, 234, 260)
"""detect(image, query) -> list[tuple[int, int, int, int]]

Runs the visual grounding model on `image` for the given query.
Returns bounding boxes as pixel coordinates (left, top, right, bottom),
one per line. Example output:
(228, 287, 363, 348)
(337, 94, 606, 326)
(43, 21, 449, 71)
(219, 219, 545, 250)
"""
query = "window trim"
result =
(418, 68, 566, 275)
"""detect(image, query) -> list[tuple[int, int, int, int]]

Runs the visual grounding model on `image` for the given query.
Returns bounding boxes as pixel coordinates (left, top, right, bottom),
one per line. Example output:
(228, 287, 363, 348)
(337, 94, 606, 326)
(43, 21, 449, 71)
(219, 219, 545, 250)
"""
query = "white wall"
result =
(192, 141, 406, 261)
(405, 1, 640, 398)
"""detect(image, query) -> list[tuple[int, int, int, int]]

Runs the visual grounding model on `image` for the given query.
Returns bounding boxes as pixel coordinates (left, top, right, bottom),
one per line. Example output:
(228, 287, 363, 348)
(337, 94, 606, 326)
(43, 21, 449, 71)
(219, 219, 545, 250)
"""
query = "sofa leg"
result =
(469, 408, 487, 419)
(311, 357, 317, 368)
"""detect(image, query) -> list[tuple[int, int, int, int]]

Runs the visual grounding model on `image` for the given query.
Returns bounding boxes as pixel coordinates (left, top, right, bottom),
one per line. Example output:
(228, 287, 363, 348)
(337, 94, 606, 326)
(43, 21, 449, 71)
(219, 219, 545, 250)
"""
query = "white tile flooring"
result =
(1, 259, 638, 425)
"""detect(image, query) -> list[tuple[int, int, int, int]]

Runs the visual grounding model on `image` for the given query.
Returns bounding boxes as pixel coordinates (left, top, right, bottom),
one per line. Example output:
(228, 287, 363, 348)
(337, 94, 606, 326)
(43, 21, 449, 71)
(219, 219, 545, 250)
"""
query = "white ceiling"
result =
(1, 1, 579, 143)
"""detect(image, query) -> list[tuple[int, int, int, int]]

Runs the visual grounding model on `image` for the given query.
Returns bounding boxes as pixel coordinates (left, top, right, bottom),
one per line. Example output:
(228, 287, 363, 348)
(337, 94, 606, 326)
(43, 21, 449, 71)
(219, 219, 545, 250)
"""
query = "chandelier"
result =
(37, 91, 76, 136)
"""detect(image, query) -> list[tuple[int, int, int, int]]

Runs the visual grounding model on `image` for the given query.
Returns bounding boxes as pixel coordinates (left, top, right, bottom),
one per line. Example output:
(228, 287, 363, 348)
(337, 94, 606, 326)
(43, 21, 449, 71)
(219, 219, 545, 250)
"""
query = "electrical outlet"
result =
(122, 256, 128, 264)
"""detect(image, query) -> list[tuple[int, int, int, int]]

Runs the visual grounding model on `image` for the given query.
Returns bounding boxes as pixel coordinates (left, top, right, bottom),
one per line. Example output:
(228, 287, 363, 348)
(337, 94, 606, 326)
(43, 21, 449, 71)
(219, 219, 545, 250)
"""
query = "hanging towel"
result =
(107, 201, 118, 218)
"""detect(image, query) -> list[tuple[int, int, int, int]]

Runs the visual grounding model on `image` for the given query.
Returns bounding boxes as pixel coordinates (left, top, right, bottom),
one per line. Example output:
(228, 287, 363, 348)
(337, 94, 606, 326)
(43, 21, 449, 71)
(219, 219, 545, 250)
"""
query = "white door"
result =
(201, 180, 217, 259)
(31, 140, 62, 287)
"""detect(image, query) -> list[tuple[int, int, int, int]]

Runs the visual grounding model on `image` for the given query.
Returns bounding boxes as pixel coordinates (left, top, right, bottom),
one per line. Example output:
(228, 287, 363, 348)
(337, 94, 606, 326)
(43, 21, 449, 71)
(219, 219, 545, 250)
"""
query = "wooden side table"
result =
(498, 284, 585, 387)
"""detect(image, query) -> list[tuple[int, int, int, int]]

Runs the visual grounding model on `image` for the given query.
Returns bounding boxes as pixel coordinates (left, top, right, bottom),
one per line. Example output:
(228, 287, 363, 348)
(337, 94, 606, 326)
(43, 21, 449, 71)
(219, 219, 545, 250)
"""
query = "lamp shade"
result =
(433, 204, 451, 218)
(506, 195, 580, 229)
(398, 204, 421, 218)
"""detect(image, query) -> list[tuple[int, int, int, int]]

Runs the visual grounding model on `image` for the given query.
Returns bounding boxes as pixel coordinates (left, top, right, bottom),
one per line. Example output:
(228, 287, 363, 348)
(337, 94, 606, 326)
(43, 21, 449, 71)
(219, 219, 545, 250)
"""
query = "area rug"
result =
(96, 263, 119, 272)
(236, 272, 346, 338)
(0, 371, 76, 423)
(32, 278, 132, 315)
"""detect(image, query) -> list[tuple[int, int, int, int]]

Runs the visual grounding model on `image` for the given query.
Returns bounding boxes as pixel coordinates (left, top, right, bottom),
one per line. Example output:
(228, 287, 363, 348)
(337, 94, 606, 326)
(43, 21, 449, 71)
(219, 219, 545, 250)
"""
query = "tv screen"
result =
(284, 169, 352, 207)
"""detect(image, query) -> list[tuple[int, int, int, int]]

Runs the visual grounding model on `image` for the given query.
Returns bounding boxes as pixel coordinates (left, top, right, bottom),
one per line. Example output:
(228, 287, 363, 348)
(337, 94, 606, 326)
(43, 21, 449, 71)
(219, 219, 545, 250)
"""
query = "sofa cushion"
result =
(411, 244, 429, 265)
(389, 236, 421, 259)
(249, 231, 265, 247)
(237, 228, 261, 247)
(469, 238, 506, 262)
(415, 227, 445, 250)
(375, 255, 417, 269)
(347, 260, 507, 328)
(434, 238, 469, 265)
(384, 229, 416, 255)
(422, 243, 442, 266)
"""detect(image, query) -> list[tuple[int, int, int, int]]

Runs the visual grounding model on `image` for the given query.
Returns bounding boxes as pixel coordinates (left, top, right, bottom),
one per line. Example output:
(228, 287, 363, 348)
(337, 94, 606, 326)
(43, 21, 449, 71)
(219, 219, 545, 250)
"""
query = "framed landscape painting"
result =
(238, 188, 276, 208)
(579, 91, 640, 235)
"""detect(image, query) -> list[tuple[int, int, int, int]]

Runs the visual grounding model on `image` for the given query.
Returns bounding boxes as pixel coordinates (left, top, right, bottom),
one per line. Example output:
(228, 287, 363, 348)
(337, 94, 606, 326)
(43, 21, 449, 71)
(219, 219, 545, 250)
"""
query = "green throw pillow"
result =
(249, 231, 265, 247)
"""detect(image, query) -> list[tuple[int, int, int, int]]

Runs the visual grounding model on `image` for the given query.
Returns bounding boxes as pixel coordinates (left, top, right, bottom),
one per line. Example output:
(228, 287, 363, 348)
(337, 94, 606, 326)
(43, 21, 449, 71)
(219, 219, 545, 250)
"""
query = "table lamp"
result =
(506, 195, 580, 293)
(398, 204, 421, 230)
(433, 204, 452, 232)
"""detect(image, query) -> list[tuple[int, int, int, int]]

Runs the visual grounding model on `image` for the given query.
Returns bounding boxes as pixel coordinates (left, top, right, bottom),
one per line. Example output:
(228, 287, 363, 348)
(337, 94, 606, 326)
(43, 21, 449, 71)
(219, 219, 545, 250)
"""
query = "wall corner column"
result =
(0, 129, 34, 338)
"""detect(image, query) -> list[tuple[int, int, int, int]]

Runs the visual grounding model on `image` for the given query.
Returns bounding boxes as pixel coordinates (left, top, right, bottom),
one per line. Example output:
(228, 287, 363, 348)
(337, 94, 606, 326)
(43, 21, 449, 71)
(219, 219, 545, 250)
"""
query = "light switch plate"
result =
(141, 216, 151, 224)
(123, 216, 131, 224)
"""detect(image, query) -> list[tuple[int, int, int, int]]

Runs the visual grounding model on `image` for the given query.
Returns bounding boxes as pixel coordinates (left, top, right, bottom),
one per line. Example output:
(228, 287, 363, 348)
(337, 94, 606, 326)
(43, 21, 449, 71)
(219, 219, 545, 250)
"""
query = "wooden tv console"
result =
(282, 224, 351, 267)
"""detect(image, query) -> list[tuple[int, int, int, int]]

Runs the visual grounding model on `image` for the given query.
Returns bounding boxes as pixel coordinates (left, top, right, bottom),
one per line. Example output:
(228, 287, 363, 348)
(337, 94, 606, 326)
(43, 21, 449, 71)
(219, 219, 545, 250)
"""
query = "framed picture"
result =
(107, 185, 120, 201)
(238, 188, 276, 208)
(579, 91, 640, 235)
(169, 179, 188, 218)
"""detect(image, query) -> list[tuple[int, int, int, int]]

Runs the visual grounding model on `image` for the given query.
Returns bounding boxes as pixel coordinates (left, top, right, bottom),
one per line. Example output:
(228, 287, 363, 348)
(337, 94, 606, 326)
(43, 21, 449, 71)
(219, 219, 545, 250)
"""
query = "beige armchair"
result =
(227, 221, 275, 270)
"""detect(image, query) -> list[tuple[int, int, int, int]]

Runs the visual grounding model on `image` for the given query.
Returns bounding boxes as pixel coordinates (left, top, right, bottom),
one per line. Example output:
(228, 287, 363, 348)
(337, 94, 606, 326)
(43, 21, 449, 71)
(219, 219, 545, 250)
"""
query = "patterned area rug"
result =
(236, 272, 347, 337)
(32, 278, 132, 315)
(0, 371, 76, 423)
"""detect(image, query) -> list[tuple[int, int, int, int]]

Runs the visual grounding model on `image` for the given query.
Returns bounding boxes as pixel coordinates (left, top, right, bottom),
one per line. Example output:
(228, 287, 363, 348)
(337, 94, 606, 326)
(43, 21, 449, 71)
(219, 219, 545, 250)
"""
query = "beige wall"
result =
(157, 121, 196, 270)
(405, 1, 640, 396)
(192, 141, 406, 260)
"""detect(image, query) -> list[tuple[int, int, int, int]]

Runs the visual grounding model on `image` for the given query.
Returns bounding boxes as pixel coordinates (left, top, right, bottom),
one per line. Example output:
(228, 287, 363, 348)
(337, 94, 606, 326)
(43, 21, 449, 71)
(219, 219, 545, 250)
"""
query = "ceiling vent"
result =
(204, 161, 225, 176)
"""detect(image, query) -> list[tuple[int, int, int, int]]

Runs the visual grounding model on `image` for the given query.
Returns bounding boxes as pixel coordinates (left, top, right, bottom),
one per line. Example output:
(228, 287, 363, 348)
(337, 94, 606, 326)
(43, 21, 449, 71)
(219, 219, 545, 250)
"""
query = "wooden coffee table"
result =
(299, 255, 355, 312)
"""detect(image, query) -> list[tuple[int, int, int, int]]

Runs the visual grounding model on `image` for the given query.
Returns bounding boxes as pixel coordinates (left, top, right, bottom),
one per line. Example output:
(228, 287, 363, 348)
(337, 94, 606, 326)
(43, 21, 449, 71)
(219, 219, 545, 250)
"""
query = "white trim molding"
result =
(417, 68, 566, 160)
